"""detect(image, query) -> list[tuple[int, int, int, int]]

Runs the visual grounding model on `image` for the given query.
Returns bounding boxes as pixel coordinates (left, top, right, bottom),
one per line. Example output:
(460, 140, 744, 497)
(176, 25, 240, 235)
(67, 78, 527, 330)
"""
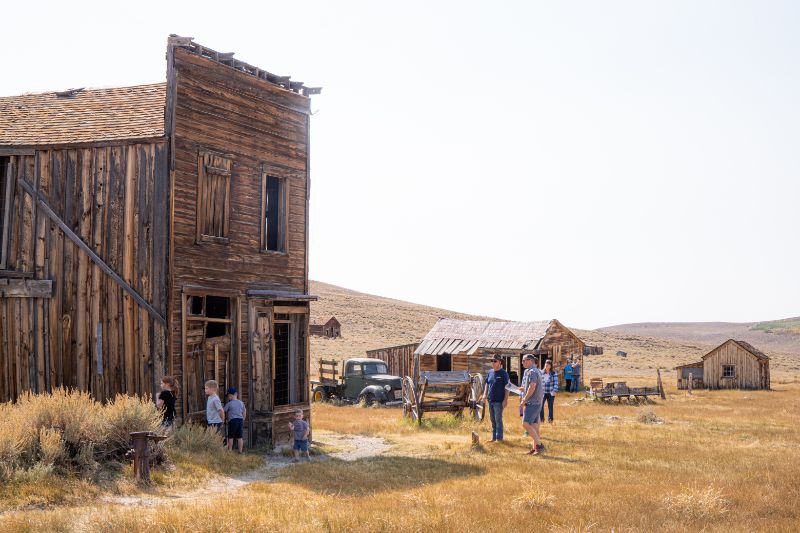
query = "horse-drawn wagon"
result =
(401, 371, 486, 424)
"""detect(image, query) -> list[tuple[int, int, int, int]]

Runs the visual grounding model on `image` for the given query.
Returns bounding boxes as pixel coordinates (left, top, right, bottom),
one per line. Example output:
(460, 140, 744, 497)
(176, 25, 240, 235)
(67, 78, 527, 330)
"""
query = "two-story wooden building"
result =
(0, 35, 319, 447)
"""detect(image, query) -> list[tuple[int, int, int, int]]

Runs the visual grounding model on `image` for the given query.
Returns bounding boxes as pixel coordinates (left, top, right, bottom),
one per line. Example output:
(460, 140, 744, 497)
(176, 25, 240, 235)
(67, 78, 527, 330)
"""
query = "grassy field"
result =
(2, 383, 799, 532)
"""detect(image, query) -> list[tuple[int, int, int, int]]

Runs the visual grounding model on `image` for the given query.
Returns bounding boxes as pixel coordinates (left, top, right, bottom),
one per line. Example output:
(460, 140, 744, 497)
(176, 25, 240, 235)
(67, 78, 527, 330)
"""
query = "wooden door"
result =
(251, 311, 272, 412)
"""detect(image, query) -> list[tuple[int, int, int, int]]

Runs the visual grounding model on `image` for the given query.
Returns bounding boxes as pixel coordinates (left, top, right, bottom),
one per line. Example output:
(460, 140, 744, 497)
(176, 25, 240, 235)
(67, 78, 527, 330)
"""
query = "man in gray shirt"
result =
(520, 354, 545, 455)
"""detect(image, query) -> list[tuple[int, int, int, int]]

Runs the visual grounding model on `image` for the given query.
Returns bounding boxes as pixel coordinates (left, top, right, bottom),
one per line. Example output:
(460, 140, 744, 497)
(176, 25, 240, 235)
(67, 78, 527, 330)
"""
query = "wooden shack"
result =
(414, 319, 585, 387)
(310, 316, 341, 338)
(366, 343, 419, 378)
(0, 35, 320, 447)
(702, 339, 770, 390)
(675, 339, 770, 390)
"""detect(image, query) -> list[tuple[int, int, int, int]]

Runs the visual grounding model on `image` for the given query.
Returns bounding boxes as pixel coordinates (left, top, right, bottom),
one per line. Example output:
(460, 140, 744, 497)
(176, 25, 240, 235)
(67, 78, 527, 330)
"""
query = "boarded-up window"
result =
(0, 156, 11, 268)
(261, 171, 288, 253)
(196, 151, 232, 243)
(722, 365, 735, 378)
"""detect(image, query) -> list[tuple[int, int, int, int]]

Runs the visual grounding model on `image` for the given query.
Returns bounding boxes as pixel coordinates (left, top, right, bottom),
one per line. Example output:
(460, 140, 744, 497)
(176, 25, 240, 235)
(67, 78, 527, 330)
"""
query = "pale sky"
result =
(2, 1, 798, 329)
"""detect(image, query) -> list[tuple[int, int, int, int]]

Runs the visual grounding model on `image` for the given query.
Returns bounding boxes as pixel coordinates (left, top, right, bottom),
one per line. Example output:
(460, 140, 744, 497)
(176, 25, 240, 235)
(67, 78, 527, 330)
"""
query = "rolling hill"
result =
(309, 281, 799, 381)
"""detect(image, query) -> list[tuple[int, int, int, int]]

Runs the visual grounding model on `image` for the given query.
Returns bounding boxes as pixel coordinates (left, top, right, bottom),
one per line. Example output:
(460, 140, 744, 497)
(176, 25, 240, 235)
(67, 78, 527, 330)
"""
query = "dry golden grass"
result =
(3, 383, 799, 532)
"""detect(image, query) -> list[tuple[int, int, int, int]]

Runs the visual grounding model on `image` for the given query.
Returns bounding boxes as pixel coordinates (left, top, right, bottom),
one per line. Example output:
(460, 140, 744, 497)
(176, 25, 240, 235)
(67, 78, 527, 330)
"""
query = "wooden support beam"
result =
(17, 178, 166, 326)
(0, 278, 52, 298)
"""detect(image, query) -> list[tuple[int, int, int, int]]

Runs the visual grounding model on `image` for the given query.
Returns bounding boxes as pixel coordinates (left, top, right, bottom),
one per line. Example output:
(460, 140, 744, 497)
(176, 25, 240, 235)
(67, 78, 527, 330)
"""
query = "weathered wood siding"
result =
(167, 45, 312, 438)
(0, 143, 169, 402)
(703, 340, 769, 390)
(538, 320, 585, 387)
(366, 343, 418, 378)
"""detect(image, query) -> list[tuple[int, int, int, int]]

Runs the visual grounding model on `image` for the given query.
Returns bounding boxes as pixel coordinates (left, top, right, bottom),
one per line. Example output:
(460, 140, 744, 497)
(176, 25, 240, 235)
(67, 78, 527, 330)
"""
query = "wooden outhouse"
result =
(414, 319, 585, 387)
(0, 35, 320, 447)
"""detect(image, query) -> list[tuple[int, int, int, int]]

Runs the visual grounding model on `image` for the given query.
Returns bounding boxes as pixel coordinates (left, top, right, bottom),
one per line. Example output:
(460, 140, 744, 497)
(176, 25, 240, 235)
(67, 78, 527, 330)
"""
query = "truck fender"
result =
(358, 385, 389, 404)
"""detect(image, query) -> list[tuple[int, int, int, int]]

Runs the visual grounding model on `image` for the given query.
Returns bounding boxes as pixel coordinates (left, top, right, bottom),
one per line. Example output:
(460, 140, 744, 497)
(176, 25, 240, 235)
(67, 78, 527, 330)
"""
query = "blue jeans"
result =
(488, 402, 505, 440)
(540, 393, 555, 422)
(571, 376, 580, 392)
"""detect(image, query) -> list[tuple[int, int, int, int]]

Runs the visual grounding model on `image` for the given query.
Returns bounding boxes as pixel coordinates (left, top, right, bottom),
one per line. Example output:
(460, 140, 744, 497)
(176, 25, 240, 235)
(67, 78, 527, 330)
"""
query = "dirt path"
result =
(104, 431, 390, 508)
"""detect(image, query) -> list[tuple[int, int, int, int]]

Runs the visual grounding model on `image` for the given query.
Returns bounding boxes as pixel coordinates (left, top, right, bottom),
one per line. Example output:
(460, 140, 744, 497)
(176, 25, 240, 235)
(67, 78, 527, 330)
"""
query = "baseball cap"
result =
(227, 387, 237, 395)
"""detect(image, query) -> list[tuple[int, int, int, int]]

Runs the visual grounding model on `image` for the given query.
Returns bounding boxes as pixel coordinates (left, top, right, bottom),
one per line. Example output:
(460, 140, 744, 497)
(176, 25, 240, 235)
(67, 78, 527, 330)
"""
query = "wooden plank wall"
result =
(703, 340, 769, 390)
(0, 143, 169, 402)
(168, 47, 311, 418)
(366, 343, 418, 378)
(538, 321, 585, 387)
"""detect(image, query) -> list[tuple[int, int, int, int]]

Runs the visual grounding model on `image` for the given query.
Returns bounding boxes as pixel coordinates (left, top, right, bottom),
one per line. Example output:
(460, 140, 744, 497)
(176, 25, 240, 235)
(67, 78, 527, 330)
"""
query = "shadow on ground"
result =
(275, 455, 484, 495)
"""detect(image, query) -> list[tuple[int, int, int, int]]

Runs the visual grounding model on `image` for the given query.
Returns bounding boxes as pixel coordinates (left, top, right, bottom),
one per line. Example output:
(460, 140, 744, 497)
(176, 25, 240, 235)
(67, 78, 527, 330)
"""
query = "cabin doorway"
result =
(273, 321, 290, 406)
(436, 354, 452, 371)
(182, 290, 239, 420)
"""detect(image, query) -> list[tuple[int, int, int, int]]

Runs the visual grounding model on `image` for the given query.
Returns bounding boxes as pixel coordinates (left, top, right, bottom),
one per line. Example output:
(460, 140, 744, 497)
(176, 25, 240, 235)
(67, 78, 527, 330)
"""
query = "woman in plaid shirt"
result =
(540, 360, 558, 423)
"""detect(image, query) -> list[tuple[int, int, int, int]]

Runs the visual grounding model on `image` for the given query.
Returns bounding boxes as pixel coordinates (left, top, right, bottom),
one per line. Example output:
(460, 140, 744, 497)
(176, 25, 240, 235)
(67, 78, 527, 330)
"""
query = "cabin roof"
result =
(415, 319, 553, 356)
(701, 339, 770, 361)
(325, 317, 340, 327)
(0, 83, 166, 147)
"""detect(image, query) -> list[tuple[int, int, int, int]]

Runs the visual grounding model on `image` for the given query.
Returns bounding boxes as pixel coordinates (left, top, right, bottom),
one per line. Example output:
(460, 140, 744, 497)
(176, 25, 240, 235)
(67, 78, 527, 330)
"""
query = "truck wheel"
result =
(312, 386, 328, 403)
(359, 392, 376, 406)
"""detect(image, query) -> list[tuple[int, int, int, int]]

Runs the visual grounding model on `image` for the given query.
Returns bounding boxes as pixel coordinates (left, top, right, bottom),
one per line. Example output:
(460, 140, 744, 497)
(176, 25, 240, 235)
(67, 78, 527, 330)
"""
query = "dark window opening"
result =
(274, 322, 290, 406)
(265, 176, 280, 251)
(722, 365, 735, 379)
(206, 296, 229, 319)
(189, 296, 204, 315)
(0, 156, 9, 267)
(436, 354, 452, 371)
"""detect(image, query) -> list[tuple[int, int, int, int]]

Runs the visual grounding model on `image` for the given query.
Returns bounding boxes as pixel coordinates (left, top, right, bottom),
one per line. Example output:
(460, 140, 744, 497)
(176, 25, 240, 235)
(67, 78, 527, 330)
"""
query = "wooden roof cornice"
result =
(168, 35, 322, 97)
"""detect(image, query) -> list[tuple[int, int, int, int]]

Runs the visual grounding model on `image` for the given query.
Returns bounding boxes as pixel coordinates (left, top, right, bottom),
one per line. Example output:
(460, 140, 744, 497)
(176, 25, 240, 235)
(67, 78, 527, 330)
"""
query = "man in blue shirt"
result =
(482, 355, 510, 442)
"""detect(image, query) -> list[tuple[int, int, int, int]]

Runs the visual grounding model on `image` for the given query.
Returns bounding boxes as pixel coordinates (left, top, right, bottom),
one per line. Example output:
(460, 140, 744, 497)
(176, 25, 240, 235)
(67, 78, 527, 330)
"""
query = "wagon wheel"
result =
(402, 377, 420, 423)
(469, 374, 486, 422)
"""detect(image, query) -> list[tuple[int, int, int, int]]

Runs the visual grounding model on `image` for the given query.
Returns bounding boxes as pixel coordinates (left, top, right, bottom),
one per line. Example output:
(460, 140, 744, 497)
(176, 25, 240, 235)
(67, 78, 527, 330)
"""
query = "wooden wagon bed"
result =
(402, 371, 486, 424)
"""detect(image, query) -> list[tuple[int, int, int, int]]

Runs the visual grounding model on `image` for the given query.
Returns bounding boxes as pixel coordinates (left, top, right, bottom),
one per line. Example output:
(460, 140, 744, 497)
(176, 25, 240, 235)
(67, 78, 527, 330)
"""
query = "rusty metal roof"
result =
(415, 319, 553, 356)
(0, 83, 166, 146)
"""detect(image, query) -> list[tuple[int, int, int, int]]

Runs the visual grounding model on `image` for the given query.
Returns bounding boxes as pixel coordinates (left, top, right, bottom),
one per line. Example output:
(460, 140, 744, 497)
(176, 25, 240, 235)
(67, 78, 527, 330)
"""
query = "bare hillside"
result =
(599, 319, 800, 356)
(309, 281, 799, 381)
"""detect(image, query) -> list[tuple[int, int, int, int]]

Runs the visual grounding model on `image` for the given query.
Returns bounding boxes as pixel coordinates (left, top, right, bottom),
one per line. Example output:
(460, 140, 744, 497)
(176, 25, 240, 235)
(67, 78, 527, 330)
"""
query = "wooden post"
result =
(657, 368, 666, 400)
(687, 372, 693, 395)
(214, 343, 220, 384)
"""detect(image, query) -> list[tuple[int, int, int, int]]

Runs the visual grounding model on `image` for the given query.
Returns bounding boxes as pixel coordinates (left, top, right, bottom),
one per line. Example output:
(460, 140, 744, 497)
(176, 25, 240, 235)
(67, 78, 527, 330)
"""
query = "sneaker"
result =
(526, 447, 539, 455)
(489, 439, 497, 443)
(536, 444, 546, 453)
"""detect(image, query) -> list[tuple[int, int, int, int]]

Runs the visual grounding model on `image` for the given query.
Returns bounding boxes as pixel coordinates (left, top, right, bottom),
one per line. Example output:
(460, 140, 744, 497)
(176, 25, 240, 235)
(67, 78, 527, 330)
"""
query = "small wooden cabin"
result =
(675, 339, 770, 390)
(366, 343, 418, 378)
(310, 316, 340, 338)
(702, 339, 770, 390)
(0, 35, 320, 447)
(413, 319, 585, 387)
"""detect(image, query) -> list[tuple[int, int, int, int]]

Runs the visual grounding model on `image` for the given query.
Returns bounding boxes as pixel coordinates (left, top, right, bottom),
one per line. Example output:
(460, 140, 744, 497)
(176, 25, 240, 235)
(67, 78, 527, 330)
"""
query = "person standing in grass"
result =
(288, 409, 311, 462)
(224, 387, 246, 453)
(205, 380, 225, 434)
(571, 357, 582, 393)
(563, 361, 573, 393)
(482, 355, 510, 442)
(540, 360, 558, 423)
(156, 376, 179, 429)
(520, 354, 545, 455)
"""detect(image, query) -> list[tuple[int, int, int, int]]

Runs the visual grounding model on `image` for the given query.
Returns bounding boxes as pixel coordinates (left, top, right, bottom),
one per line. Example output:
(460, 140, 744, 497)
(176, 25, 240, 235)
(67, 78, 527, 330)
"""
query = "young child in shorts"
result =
(224, 387, 246, 453)
(288, 409, 310, 462)
(205, 380, 225, 433)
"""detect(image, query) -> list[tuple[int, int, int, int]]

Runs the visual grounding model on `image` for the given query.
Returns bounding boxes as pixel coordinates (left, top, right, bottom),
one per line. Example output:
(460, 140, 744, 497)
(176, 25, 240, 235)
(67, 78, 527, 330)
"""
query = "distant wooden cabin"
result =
(414, 319, 585, 387)
(310, 316, 341, 338)
(366, 343, 418, 378)
(0, 35, 320, 448)
(675, 339, 770, 390)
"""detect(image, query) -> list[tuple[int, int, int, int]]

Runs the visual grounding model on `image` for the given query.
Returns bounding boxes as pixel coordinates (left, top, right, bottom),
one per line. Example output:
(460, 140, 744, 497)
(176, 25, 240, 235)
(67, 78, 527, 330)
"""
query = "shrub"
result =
(637, 410, 664, 424)
(0, 388, 163, 481)
(166, 423, 222, 454)
(662, 485, 730, 520)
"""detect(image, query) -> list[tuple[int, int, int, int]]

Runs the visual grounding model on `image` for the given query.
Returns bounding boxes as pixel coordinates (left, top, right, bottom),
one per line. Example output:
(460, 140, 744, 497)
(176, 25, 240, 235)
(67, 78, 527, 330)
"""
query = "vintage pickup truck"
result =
(311, 358, 403, 405)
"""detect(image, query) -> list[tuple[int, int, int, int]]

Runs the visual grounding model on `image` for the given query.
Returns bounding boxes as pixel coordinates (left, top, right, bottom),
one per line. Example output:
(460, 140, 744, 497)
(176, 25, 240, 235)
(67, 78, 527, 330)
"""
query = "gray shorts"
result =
(523, 402, 542, 424)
